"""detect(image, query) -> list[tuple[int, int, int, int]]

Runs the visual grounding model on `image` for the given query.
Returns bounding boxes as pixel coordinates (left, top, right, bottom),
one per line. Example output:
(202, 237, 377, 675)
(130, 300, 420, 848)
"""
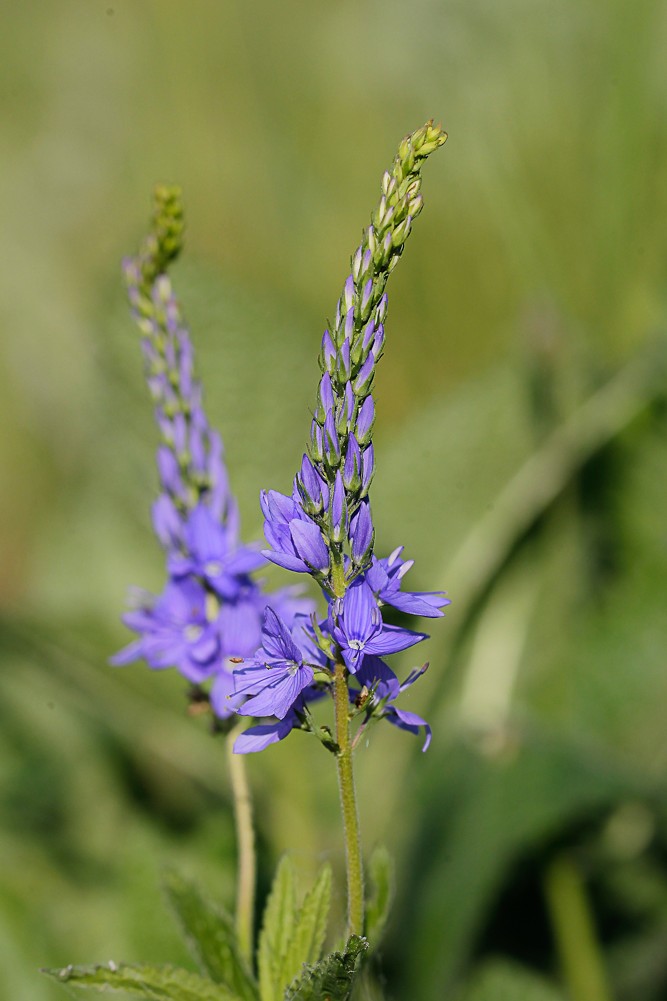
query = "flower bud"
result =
(375, 293, 388, 324)
(343, 434, 362, 492)
(316, 373, 334, 423)
(310, 419, 324, 462)
(350, 499, 374, 566)
(157, 445, 183, 497)
(297, 453, 325, 515)
(323, 410, 341, 466)
(360, 444, 375, 497)
(371, 324, 385, 360)
(344, 306, 355, 342)
(330, 470, 347, 544)
(355, 395, 375, 446)
(343, 274, 355, 313)
(408, 193, 424, 217)
(320, 329, 336, 374)
(344, 381, 355, 424)
(392, 214, 413, 247)
(360, 279, 374, 322)
(353, 353, 375, 397)
(172, 412, 188, 456)
(336, 338, 352, 384)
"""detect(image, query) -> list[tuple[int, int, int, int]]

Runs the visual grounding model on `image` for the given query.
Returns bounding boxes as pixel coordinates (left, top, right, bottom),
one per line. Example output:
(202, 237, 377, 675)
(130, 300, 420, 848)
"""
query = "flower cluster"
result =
(112, 187, 309, 717)
(233, 123, 449, 753)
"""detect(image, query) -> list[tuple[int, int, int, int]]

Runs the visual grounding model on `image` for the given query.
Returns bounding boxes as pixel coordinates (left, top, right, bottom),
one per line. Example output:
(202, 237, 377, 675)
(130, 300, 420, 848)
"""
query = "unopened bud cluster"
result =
(295, 122, 448, 593)
(122, 187, 232, 530)
(114, 187, 311, 720)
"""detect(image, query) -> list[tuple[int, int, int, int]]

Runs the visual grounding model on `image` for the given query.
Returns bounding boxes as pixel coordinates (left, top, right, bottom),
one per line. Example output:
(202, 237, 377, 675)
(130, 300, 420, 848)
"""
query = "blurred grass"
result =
(2, 1, 667, 999)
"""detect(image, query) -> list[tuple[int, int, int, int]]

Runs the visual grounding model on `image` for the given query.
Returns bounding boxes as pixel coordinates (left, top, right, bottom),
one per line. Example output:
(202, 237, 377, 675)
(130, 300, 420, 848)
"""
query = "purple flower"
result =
(354, 656, 431, 750)
(261, 488, 330, 574)
(366, 546, 450, 618)
(328, 578, 427, 674)
(233, 608, 316, 720)
(233, 710, 301, 753)
(168, 504, 265, 598)
(111, 578, 220, 684)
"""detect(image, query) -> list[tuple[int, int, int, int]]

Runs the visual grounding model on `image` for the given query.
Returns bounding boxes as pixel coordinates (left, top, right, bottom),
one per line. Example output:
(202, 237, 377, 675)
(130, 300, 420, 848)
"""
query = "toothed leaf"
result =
(162, 869, 258, 1000)
(258, 856, 297, 1001)
(42, 962, 242, 1001)
(280, 864, 332, 988)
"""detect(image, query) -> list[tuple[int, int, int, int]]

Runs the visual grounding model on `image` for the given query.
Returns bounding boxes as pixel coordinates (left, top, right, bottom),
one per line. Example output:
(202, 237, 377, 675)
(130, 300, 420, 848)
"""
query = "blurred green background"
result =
(2, 1, 667, 998)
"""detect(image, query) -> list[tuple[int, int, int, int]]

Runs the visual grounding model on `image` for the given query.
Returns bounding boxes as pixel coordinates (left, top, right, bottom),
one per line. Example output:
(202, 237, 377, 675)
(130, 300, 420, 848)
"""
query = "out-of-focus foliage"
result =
(1, 2, 667, 999)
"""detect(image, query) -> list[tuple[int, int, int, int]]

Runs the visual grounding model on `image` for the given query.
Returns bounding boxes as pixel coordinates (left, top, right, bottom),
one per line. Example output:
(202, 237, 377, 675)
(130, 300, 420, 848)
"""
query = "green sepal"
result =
(283, 935, 368, 1001)
(42, 962, 243, 1001)
(162, 869, 259, 1001)
(364, 846, 394, 948)
(309, 614, 334, 660)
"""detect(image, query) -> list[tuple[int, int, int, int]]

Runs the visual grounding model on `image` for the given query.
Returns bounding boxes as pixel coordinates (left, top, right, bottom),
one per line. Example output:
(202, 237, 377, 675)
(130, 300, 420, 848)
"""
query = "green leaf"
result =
(462, 960, 566, 1001)
(162, 869, 258, 1001)
(280, 864, 332, 988)
(283, 936, 368, 1001)
(258, 856, 297, 1001)
(42, 962, 243, 1000)
(364, 846, 394, 948)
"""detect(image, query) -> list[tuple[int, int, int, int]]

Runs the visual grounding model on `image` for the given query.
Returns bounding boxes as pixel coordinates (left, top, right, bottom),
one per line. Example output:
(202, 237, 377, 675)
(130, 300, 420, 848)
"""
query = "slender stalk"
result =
(226, 720, 256, 964)
(333, 659, 364, 937)
(544, 854, 612, 1001)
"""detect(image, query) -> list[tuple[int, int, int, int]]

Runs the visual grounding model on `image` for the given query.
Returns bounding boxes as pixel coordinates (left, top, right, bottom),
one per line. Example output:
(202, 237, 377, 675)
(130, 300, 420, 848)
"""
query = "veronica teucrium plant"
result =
(233, 121, 449, 941)
(113, 187, 312, 963)
(45, 123, 447, 1001)
(113, 187, 309, 718)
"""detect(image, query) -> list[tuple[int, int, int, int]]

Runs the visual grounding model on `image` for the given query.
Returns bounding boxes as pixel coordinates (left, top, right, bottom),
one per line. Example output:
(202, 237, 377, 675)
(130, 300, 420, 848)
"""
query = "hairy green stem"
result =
(333, 660, 364, 937)
(227, 721, 256, 963)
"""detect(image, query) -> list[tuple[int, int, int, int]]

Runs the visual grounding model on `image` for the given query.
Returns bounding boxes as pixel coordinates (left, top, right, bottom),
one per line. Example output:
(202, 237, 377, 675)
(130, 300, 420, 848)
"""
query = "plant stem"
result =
(543, 853, 612, 1001)
(333, 659, 364, 937)
(227, 721, 256, 964)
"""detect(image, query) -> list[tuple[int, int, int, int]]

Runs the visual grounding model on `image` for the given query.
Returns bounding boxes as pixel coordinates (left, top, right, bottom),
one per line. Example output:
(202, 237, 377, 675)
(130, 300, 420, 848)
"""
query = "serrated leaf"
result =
(280, 864, 332, 989)
(162, 869, 258, 1001)
(462, 960, 566, 1001)
(258, 856, 297, 1001)
(364, 847, 394, 947)
(42, 962, 243, 1000)
(283, 936, 367, 1001)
